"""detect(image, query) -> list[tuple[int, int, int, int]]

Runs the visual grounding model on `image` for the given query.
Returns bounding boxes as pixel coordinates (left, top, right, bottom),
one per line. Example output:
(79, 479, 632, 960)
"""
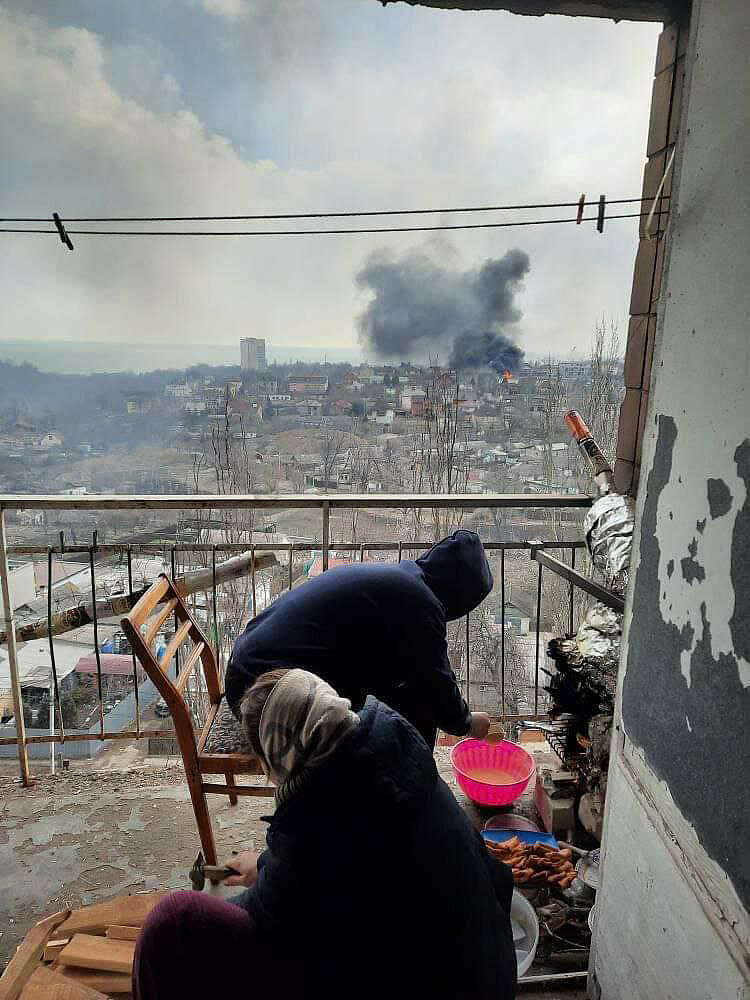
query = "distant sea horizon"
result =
(0, 339, 563, 376)
(0, 339, 364, 375)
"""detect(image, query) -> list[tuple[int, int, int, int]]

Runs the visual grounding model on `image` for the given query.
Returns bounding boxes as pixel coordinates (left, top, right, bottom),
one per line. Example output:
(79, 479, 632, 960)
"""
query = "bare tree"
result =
(446, 601, 531, 717)
(319, 422, 349, 486)
(403, 368, 470, 541)
(189, 397, 266, 687)
(341, 424, 385, 541)
(574, 317, 623, 494)
(539, 358, 567, 490)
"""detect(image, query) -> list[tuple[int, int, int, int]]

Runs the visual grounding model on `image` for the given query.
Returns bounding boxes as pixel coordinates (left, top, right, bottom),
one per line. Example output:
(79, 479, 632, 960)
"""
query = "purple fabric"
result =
(133, 891, 269, 1000)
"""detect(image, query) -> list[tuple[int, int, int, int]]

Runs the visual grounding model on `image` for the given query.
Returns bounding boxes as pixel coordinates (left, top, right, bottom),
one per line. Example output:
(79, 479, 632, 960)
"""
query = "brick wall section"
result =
(614, 20, 688, 494)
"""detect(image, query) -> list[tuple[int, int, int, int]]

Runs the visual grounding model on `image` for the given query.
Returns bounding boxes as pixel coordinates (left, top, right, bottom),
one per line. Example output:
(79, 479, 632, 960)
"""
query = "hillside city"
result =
(0, 335, 620, 508)
(0, 331, 622, 757)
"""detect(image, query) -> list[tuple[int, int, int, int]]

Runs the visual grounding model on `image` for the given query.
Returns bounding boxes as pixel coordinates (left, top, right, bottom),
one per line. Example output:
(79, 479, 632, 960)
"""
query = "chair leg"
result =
(226, 772, 239, 807)
(185, 760, 218, 866)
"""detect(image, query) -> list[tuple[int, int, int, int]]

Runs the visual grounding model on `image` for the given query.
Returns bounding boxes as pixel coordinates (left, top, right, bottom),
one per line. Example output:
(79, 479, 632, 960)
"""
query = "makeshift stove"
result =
(539, 411, 635, 841)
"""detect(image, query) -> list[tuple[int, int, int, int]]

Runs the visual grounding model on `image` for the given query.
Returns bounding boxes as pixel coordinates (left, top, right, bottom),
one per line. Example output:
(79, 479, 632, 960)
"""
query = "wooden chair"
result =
(121, 574, 273, 867)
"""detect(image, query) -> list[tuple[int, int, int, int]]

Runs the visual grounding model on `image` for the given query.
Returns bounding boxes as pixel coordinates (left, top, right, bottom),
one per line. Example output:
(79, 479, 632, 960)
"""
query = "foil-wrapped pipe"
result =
(583, 493, 635, 593)
(564, 410, 634, 592)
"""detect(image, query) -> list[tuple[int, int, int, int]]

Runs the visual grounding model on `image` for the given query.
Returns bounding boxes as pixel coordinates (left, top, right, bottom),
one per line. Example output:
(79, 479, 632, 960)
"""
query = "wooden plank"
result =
(127, 576, 171, 623)
(104, 928, 139, 943)
(57, 937, 134, 976)
(201, 782, 275, 797)
(50, 970, 131, 996)
(0, 730, 175, 748)
(0, 910, 70, 1000)
(56, 893, 166, 939)
(41, 941, 69, 963)
(198, 752, 263, 774)
(20, 966, 108, 1000)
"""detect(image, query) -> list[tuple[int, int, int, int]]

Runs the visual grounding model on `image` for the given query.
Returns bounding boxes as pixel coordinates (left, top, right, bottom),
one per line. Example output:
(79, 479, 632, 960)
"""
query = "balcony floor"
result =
(0, 748, 586, 998)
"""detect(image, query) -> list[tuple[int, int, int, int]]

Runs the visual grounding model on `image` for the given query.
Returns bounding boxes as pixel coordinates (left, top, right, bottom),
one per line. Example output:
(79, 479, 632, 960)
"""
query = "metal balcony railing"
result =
(0, 493, 611, 786)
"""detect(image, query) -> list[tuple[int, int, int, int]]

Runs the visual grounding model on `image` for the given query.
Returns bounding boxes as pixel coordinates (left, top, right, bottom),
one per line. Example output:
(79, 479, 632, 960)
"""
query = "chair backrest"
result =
(121, 574, 221, 734)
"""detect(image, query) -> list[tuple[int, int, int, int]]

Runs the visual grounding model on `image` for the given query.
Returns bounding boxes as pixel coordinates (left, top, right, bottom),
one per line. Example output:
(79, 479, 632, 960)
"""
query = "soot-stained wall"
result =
(622, 416, 750, 912)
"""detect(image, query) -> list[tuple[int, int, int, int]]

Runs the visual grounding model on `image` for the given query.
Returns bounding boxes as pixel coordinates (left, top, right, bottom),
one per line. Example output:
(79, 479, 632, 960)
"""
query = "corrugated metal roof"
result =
(0, 639, 84, 691)
(74, 654, 136, 676)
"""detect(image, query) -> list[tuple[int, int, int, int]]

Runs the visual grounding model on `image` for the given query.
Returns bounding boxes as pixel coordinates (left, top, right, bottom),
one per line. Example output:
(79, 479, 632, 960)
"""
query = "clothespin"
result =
(52, 212, 74, 251)
(576, 194, 586, 225)
(596, 195, 606, 233)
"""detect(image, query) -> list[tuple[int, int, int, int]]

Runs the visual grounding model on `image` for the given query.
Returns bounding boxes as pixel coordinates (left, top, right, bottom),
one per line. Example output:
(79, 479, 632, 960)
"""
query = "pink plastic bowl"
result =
(450, 738, 535, 807)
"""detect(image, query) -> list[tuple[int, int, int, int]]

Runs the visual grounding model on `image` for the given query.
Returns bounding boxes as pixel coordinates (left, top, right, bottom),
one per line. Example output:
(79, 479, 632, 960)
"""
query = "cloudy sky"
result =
(0, 1, 659, 364)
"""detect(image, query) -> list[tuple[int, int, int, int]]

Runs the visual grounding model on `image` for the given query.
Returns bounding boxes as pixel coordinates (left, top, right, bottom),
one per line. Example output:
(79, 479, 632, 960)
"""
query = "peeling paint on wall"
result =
(622, 414, 750, 913)
(707, 478, 732, 519)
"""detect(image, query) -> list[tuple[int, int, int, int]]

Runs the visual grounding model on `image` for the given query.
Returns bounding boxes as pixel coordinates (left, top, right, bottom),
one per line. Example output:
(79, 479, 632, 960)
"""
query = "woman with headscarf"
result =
(133, 669, 516, 1000)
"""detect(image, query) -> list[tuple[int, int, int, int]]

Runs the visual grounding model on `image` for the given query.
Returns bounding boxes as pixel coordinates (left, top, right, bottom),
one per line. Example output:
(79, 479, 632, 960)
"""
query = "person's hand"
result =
(469, 712, 491, 740)
(223, 850, 260, 888)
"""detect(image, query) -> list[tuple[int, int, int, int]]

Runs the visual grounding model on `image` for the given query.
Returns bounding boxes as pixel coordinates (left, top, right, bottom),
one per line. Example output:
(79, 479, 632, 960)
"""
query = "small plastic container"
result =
(450, 738, 535, 807)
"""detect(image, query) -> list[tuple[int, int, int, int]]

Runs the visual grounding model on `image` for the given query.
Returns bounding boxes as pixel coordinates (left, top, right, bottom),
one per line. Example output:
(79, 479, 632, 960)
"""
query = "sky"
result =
(0, 1, 660, 365)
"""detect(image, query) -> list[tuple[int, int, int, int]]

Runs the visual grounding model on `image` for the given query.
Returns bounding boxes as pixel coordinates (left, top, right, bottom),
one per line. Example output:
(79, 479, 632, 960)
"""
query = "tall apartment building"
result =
(240, 337, 266, 371)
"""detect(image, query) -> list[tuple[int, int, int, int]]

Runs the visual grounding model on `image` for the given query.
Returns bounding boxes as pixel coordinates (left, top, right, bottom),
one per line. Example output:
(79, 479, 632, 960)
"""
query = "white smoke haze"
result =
(0, 2, 659, 358)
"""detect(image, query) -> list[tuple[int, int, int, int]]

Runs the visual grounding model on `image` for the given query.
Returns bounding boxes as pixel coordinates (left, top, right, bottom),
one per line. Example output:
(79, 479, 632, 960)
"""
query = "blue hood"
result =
(415, 529, 493, 621)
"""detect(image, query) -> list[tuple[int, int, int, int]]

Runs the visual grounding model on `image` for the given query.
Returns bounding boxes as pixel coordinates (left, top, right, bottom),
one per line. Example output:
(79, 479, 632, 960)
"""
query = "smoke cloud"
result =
(356, 244, 530, 374)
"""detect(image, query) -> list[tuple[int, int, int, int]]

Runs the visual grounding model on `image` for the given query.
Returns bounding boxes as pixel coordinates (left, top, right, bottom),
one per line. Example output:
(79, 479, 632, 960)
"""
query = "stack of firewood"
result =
(0, 890, 166, 998)
(545, 602, 621, 839)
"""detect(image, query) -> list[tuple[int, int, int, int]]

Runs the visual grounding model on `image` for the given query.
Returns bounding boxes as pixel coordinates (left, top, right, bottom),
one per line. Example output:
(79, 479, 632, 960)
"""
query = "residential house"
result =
(288, 374, 329, 396)
(36, 431, 62, 449)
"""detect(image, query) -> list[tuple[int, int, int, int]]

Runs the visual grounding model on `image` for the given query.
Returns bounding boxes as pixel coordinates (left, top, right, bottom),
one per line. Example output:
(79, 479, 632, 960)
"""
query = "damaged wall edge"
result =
(377, 0, 689, 25)
(593, 0, 750, 995)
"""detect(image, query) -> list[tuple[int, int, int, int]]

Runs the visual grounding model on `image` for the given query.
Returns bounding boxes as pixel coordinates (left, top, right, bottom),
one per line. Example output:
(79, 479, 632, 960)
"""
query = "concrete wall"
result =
(592, 1, 750, 997)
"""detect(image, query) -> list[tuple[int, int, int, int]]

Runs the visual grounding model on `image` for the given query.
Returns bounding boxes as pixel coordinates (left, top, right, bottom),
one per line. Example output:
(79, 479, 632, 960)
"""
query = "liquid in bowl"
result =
(461, 766, 517, 785)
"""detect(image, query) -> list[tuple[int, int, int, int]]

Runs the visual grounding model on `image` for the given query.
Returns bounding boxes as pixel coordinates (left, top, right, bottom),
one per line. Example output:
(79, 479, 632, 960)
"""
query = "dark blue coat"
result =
(237, 698, 516, 999)
(225, 530, 493, 742)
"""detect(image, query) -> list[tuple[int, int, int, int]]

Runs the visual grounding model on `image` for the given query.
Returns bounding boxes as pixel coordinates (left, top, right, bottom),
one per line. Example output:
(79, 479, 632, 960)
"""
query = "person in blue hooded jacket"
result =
(132, 669, 516, 1000)
(225, 529, 494, 746)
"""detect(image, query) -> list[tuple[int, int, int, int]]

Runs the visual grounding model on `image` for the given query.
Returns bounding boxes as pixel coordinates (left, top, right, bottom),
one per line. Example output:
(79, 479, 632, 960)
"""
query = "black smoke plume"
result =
(356, 244, 529, 374)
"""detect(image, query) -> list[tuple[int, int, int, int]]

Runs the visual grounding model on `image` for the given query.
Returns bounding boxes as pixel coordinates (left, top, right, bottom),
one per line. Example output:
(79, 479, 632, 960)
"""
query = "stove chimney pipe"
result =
(564, 410, 615, 495)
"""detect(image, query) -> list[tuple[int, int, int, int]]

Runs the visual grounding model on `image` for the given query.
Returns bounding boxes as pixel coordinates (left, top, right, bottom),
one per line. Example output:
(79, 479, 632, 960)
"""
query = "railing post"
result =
(569, 546, 576, 635)
(530, 542, 544, 717)
(0, 509, 32, 786)
(500, 548, 506, 720)
(465, 613, 471, 707)
(322, 501, 330, 572)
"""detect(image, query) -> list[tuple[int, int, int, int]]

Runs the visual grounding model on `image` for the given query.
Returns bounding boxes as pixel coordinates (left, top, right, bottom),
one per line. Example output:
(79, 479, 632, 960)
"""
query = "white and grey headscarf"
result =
(257, 669, 358, 789)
